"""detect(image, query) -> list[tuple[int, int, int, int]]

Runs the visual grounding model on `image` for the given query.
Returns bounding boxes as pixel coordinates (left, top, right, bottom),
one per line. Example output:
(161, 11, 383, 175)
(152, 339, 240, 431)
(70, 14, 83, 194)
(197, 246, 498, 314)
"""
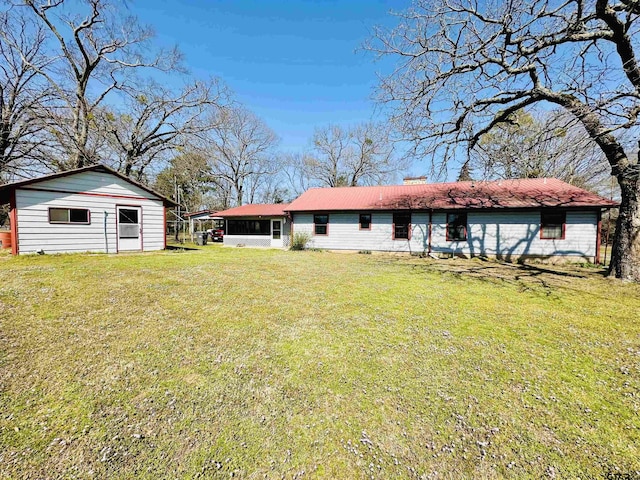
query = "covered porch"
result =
(215, 203, 291, 249)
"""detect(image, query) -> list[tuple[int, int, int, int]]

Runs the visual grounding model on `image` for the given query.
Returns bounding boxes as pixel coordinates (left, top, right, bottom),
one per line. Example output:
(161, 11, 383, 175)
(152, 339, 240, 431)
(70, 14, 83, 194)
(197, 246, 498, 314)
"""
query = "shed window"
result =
(49, 207, 90, 224)
(227, 219, 271, 235)
(359, 213, 371, 230)
(314, 214, 328, 235)
(541, 211, 566, 239)
(393, 212, 411, 240)
(447, 213, 467, 241)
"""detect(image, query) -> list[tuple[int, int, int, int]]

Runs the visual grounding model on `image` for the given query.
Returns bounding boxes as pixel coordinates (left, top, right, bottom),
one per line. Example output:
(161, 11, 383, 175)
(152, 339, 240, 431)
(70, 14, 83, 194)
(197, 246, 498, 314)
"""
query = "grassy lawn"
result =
(0, 246, 639, 479)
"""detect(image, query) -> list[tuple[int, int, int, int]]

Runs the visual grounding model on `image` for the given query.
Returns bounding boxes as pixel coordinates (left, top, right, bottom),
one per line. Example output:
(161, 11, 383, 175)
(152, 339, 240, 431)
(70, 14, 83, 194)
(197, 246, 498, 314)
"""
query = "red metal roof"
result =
(215, 203, 290, 217)
(285, 178, 618, 212)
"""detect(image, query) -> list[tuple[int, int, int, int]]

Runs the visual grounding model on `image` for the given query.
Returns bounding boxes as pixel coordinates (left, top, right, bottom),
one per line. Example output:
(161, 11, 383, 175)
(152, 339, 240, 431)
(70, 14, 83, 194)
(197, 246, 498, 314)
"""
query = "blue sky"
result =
(131, 0, 407, 155)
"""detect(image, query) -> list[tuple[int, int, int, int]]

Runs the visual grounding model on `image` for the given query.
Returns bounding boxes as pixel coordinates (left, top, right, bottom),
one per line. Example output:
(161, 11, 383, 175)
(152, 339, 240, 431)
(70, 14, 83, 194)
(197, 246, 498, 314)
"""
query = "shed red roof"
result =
(285, 178, 618, 212)
(215, 203, 290, 217)
(0, 164, 177, 207)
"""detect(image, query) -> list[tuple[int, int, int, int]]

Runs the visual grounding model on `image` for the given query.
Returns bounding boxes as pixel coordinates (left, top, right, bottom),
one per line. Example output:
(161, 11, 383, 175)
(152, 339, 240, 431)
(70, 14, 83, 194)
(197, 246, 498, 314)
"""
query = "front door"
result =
(271, 219, 283, 248)
(117, 206, 142, 251)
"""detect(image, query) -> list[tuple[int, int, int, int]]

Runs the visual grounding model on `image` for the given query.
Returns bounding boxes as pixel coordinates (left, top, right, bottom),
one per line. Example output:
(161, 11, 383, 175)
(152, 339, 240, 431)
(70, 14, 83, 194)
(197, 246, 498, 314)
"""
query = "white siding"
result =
(292, 212, 429, 253)
(431, 210, 597, 260)
(291, 210, 598, 259)
(15, 172, 166, 254)
(29, 171, 153, 199)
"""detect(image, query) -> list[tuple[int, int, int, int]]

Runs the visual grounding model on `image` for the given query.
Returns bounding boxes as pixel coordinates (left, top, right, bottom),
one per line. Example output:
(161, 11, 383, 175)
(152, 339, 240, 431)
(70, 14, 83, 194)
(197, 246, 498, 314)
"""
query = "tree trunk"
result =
(72, 92, 88, 169)
(236, 184, 243, 206)
(608, 172, 640, 281)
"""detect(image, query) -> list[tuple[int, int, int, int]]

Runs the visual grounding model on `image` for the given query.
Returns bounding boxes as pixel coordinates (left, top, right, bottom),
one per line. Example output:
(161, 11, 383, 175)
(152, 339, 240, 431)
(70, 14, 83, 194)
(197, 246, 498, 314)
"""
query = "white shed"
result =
(0, 164, 176, 255)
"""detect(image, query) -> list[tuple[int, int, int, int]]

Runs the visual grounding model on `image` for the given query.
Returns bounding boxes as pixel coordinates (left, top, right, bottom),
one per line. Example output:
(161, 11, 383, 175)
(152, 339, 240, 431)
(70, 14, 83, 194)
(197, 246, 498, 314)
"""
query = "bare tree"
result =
(368, 0, 640, 281)
(305, 125, 351, 187)
(471, 109, 611, 191)
(204, 106, 279, 206)
(23, 0, 181, 170)
(281, 151, 313, 198)
(207, 176, 233, 210)
(252, 175, 290, 204)
(104, 77, 227, 181)
(347, 122, 398, 186)
(244, 154, 278, 204)
(304, 123, 400, 187)
(0, 6, 54, 177)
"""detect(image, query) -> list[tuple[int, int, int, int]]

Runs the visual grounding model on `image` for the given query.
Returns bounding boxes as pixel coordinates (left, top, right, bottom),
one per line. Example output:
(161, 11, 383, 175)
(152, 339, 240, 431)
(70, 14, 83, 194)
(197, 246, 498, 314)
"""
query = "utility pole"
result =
(174, 176, 180, 242)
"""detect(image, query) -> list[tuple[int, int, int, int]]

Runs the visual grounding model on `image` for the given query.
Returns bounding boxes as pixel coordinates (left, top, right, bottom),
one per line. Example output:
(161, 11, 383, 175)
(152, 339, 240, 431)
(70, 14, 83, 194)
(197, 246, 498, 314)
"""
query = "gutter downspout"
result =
(10, 189, 18, 255)
(595, 209, 602, 265)
(163, 207, 167, 250)
(289, 213, 293, 248)
(104, 211, 109, 253)
(428, 209, 433, 255)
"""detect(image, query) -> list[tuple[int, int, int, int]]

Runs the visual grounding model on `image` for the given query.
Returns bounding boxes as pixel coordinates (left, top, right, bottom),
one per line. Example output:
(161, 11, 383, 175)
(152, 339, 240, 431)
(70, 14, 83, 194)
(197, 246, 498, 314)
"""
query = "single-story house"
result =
(215, 203, 291, 248)
(0, 164, 176, 254)
(284, 178, 618, 263)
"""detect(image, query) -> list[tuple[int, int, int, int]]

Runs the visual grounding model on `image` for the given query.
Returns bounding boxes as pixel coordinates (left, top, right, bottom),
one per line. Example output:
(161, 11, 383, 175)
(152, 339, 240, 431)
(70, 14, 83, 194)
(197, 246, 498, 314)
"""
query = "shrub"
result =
(290, 232, 311, 251)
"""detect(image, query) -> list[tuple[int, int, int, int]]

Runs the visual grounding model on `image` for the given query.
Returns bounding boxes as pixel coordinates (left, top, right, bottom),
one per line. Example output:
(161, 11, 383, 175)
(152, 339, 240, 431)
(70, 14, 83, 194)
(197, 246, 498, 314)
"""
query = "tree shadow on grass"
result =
(166, 244, 200, 251)
(380, 255, 611, 298)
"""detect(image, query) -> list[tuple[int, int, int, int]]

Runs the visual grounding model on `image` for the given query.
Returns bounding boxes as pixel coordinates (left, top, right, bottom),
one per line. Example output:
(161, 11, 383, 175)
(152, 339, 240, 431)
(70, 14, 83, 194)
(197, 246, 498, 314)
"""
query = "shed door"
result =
(117, 206, 142, 251)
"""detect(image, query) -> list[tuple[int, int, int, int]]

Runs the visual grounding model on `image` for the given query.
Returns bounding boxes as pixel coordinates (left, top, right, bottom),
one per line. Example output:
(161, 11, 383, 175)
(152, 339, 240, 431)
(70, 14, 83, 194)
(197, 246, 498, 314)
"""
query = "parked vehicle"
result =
(207, 228, 224, 242)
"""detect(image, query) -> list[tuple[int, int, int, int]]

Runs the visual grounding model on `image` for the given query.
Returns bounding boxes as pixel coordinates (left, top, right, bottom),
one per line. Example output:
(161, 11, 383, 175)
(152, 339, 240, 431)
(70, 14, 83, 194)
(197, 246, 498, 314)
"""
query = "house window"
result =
(227, 219, 271, 235)
(541, 211, 566, 239)
(49, 207, 90, 224)
(314, 214, 328, 235)
(359, 213, 371, 230)
(447, 212, 467, 241)
(393, 212, 411, 239)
